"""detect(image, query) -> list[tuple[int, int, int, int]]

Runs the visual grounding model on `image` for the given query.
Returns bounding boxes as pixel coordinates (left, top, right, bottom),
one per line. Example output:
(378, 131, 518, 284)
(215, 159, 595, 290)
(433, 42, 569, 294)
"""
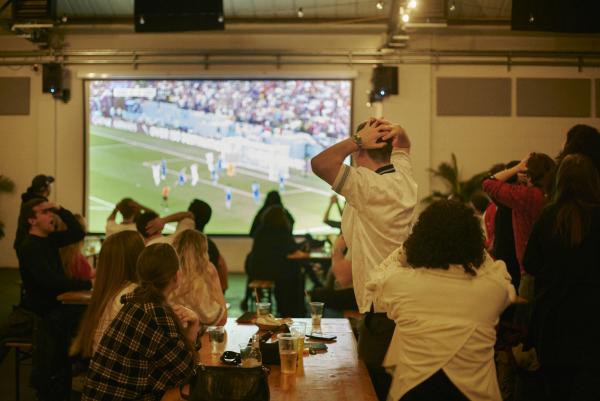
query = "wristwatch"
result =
(351, 132, 363, 148)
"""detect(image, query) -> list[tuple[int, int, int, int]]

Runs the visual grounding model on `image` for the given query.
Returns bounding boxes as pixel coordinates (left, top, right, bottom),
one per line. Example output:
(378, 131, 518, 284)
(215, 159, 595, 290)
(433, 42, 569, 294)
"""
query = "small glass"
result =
(309, 302, 324, 332)
(277, 333, 299, 375)
(239, 343, 262, 367)
(207, 326, 226, 355)
(256, 302, 271, 318)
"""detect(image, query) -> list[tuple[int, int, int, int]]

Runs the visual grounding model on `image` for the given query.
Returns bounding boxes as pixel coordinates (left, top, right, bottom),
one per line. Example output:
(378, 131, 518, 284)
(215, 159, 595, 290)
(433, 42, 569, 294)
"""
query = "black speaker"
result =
(42, 63, 62, 94)
(371, 66, 398, 99)
(511, 0, 600, 33)
(134, 0, 225, 32)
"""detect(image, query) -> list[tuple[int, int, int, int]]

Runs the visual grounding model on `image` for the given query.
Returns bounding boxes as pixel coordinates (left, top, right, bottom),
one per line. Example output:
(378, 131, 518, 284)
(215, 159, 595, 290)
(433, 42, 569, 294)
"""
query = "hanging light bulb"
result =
(528, 13, 535, 23)
(218, 15, 224, 23)
(139, 15, 145, 25)
(449, 1, 456, 12)
(297, 7, 304, 18)
(376, 1, 384, 10)
(401, 13, 410, 23)
(408, 0, 417, 9)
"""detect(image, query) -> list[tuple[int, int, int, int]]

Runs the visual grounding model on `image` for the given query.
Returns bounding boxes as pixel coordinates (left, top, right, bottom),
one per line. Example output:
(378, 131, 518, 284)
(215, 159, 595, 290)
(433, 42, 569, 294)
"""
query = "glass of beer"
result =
(309, 302, 324, 332)
(277, 333, 299, 375)
(207, 326, 226, 355)
(288, 322, 306, 370)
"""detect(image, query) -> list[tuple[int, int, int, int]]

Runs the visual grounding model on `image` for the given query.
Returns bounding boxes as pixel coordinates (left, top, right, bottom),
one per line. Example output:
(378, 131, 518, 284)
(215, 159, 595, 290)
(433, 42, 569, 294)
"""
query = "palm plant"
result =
(0, 175, 15, 239)
(422, 153, 489, 204)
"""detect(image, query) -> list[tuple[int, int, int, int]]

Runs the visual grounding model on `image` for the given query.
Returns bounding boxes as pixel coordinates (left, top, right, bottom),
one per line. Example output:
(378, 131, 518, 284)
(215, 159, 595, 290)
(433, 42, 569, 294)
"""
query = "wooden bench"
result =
(247, 280, 275, 311)
(5, 338, 33, 401)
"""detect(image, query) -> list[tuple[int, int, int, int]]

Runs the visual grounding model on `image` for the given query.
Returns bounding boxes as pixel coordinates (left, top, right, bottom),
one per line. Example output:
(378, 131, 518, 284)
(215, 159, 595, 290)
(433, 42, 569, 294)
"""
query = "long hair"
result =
(172, 229, 210, 291)
(134, 243, 198, 358)
(551, 154, 600, 247)
(59, 214, 87, 278)
(404, 200, 485, 275)
(70, 230, 144, 357)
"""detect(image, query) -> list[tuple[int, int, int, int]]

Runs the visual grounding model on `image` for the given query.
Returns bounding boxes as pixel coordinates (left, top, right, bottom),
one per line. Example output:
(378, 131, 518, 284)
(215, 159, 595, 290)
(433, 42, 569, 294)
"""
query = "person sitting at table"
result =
(59, 214, 95, 280)
(188, 198, 229, 292)
(249, 190, 295, 237)
(367, 200, 515, 401)
(70, 230, 145, 358)
(170, 229, 227, 328)
(83, 243, 198, 401)
(248, 205, 306, 317)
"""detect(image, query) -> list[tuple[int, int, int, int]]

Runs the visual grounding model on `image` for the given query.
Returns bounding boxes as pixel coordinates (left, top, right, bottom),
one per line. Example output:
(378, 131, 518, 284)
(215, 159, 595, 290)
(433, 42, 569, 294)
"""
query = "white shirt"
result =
(367, 249, 516, 401)
(333, 150, 417, 313)
(146, 217, 195, 246)
(105, 220, 137, 237)
(93, 282, 137, 354)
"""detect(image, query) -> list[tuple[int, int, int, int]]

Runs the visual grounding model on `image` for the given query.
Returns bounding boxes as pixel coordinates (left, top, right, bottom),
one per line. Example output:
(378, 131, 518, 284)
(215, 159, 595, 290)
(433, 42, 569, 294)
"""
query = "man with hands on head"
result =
(105, 197, 153, 237)
(135, 210, 195, 246)
(311, 118, 418, 401)
(17, 199, 92, 401)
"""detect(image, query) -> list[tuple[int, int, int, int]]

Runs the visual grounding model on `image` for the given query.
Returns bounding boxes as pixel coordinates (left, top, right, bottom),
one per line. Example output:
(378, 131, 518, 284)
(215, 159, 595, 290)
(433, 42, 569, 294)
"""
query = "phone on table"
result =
(306, 333, 337, 341)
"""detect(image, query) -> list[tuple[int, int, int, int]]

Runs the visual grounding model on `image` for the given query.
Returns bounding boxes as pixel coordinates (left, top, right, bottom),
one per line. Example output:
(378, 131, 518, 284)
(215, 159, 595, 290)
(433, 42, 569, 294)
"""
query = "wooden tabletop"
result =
(57, 290, 92, 305)
(287, 251, 331, 262)
(195, 318, 376, 401)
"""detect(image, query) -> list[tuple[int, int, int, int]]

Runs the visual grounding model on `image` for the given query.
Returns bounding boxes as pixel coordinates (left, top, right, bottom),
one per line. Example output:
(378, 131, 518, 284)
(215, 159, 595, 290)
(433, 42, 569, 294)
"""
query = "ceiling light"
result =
(408, 0, 417, 9)
(376, 1, 384, 10)
(297, 7, 304, 18)
(218, 15, 224, 23)
(401, 13, 410, 23)
(449, 1, 456, 12)
(139, 15, 145, 25)
(528, 13, 535, 23)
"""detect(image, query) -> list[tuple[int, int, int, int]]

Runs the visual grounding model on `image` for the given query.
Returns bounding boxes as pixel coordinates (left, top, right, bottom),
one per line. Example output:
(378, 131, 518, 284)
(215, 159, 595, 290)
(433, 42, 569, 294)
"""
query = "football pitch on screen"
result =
(88, 125, 339, 235)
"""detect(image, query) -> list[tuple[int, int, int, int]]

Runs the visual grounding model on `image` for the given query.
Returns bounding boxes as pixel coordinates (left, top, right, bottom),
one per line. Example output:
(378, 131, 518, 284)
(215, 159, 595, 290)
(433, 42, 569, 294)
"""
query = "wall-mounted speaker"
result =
(371, 66, 398, 100)
(42, 63, 62, 94)
(134, 0, 225, 32)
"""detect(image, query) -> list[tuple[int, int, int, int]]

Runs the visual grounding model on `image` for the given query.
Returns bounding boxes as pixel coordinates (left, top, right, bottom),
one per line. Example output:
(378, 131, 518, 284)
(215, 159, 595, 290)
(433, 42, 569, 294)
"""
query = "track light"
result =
(376, 1, 384, 10)
(528, 13, 535, 23)
(401, 13, 410, 23)
(139, 15, 145, 25)
(408, 0, 417, 9)
(297, 7, 304, 18)
(449, 1, 456, 12)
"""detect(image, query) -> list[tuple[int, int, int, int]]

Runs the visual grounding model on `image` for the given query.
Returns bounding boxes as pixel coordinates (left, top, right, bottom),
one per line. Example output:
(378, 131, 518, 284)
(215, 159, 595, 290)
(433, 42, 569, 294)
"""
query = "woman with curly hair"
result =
(524, 154, 600, 401)
(169, 229, 227, 327)
(367, 200, 515, 401)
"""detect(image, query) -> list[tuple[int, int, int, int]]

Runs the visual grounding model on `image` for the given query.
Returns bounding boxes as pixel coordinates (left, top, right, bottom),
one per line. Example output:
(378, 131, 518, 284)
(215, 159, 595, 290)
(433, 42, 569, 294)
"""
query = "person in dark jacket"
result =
(13, 174, 54, 251)
(248, 205, 305, 316)
(17, 198, 92, 401)
(524, 154, 600, 401)
(249, 190, 295, 237)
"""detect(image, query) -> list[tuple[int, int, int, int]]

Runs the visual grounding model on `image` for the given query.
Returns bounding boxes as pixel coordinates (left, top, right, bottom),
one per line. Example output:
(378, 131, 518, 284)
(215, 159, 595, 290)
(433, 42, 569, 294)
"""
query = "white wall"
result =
(1, 27, 599, 268)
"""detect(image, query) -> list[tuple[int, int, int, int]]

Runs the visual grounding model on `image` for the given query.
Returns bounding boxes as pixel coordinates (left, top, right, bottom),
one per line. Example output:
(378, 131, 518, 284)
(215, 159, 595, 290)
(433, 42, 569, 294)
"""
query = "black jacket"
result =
(17, 208, 92, 315)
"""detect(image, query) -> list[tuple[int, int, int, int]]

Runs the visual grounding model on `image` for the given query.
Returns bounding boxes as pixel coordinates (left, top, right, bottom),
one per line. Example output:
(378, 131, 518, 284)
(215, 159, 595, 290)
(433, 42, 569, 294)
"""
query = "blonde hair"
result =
(59, 214, 86, 278)
(70, 230, 144, 358)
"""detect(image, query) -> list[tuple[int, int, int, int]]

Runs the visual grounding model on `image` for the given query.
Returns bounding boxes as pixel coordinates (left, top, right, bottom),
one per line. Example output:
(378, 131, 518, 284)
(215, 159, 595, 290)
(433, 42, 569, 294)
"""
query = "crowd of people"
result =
(2, 118, 599, 401)
(90, 80, 351, 139)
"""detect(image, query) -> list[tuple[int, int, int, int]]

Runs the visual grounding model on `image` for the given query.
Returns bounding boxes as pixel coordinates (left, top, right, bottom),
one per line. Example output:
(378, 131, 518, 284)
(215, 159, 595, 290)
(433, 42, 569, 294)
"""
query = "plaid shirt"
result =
(82, 293, 195, 401)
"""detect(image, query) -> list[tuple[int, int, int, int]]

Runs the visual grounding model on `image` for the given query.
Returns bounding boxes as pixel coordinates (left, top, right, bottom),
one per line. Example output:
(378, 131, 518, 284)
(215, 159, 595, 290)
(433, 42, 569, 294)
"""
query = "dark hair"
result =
(526, 153, 555, 190)
(135, 211, 159, 238)
(558, 124, 600, 169)
(356, 120, 392, 163)
(19, 198, 46, 230)
(263, 191, 282, 207)
(470, 192, 490, 214)
(488, 163, 506, 176)
(118, 198, 137, 220)
(551, 154, 600, 247)
(261, 205, 291, 231)
(404, 200, 485, 275)
(188, 199, 212, 232)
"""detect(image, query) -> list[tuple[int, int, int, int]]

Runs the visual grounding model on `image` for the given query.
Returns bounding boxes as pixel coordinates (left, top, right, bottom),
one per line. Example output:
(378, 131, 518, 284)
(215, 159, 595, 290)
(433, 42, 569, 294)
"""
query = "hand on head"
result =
(363, 118, 410, 149)
(145, 217, 165, 237)
(357, 118, 393, 149)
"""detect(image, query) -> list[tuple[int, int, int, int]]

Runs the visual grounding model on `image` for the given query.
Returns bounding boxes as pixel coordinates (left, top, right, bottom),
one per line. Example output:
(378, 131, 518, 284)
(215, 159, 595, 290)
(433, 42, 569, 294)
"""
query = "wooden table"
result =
(57, 290, 92, 305)
(197, 318, 377, 401)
